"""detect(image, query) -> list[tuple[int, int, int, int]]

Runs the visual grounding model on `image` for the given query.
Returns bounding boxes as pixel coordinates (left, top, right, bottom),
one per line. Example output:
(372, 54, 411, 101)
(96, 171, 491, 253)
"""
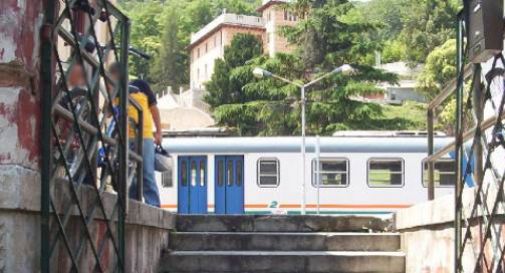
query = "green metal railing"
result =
(426, 5, 505, 273)
(40, 0, 142, 272)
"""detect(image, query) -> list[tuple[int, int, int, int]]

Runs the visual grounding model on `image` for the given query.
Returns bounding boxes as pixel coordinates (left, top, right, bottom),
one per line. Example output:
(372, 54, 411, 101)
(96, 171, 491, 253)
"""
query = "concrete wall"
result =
(0, 174, 175, 273)
(395, 188, 505, 273)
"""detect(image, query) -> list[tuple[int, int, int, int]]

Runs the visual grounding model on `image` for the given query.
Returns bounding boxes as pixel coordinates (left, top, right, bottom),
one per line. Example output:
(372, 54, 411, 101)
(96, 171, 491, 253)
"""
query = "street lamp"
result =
(253, 64, 355, 214)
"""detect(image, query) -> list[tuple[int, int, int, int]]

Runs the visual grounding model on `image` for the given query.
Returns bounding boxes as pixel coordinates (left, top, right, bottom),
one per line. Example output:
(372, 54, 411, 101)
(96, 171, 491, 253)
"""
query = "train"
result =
(155, 133, 456, 216)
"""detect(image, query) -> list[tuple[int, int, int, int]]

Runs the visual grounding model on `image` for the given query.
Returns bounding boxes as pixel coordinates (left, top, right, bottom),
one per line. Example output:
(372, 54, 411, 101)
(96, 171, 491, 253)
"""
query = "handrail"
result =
(425, 111, 505, 163)
(428, 63, 474, 110)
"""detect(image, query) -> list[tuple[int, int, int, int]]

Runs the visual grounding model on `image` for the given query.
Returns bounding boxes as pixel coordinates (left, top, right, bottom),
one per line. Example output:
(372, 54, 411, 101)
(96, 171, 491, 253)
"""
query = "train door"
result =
(215, 156, 244, 214)
(178, 156, 207, 214)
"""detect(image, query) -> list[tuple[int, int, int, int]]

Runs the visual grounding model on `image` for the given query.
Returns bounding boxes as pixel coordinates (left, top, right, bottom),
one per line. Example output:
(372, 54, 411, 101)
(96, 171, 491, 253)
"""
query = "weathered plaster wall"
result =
(0, 0, 43, 170)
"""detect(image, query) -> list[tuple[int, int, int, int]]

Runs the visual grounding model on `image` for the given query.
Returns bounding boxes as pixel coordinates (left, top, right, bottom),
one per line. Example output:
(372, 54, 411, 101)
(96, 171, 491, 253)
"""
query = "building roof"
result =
(256, 0, 291, 12)
(162, 136, 454, 154)
(188, 13, 264, 50)
(160, 107, 215, 131)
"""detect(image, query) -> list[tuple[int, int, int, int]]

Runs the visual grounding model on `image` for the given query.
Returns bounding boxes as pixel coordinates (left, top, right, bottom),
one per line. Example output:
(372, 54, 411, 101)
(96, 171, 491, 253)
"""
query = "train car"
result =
(155, 135, 456, 216)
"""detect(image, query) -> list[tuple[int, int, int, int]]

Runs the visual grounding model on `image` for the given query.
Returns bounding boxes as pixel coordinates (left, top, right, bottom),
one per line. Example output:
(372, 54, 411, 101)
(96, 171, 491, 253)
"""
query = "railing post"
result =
(454, 14, 464, 273)
(118, 18, 131, 273)
(472, 64, 483, 187)
(136, 110, 144, 202)
(427, 109, 435, 200)
(40, 1, 57, 272)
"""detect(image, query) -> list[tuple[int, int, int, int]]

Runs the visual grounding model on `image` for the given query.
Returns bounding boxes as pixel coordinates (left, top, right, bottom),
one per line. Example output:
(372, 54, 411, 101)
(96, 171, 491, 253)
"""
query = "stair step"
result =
(169, 232, 400, 252)
(176, 215, 390, 233)
(160, 251, 405, 273)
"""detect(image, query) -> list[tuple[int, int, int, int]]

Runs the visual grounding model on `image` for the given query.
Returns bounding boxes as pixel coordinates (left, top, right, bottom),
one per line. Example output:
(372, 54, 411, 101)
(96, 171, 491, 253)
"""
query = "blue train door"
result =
(178, 156, 207, 214)
(215, 156, 244, 214)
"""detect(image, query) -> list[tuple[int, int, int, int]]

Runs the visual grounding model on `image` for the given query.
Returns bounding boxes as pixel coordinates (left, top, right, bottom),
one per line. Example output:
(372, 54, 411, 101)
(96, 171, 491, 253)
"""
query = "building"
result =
(376, 62, 426, 103)
(188, 0, 297, 91)
(156, 0, 298, 134)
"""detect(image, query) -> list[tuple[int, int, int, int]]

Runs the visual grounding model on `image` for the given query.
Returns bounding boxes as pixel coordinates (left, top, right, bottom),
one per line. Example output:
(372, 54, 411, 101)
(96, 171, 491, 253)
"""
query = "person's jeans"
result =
(129, 138, 161, 207)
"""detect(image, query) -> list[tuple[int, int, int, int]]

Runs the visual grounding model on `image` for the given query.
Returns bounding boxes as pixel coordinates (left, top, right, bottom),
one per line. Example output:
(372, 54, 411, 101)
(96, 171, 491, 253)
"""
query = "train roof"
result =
(162, 136, 454, 154)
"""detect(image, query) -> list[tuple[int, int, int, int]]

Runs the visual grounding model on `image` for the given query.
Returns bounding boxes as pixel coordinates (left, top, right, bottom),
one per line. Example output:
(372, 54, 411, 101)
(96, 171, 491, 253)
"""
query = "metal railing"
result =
(426, 9, 505, 273)
(40, 0, 142, 272)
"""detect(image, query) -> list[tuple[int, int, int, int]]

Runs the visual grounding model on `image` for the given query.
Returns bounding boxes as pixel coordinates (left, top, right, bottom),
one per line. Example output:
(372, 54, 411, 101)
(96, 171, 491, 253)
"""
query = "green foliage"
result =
(398, 0, 460, 63)
(205, 0, 420, 136)
(150, 7, 188, 92)
(417, 39, 457, 99)
(204, 34, 264, 111)
(348, 0, 460, 64)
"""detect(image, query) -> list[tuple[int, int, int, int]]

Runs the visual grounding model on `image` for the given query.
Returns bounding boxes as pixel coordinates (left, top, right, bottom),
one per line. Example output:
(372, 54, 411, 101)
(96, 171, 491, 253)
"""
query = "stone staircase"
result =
(159, 215, 405, 273)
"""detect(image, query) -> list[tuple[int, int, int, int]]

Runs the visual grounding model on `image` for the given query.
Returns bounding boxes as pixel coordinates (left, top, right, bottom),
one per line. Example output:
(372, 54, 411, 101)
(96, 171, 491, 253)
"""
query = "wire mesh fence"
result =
(40, 0, 143, 272)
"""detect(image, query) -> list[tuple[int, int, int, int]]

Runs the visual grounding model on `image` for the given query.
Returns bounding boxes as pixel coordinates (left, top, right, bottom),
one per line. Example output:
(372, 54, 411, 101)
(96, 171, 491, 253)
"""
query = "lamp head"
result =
(253, 67, 272, 79)
(333, 64, 355, 76)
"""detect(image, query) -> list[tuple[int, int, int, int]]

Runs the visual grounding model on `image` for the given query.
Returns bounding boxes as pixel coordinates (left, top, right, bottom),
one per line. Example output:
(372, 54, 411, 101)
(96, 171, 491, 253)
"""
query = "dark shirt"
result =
(129, 79, 157, 107)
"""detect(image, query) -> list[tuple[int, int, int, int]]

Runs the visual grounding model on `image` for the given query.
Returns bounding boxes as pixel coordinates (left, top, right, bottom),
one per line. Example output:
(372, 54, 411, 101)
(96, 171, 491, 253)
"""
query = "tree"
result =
(416, 39, 458, 133)
(150, 6, 188, 93)
(417, 39, 457, 99)
(397, 0, 460, 63)
(205, 34, 264, 109)
(207, 0, 414, 136)
(122, 1, 164, 79)
(345, 0, 460, 64)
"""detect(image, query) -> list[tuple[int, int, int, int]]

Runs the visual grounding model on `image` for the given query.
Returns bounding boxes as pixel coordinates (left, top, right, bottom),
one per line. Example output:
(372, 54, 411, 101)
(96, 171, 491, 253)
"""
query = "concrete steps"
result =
(169, 232, 400, 252)
(160, 215, 405, 273)
(175, 215, 391, 233)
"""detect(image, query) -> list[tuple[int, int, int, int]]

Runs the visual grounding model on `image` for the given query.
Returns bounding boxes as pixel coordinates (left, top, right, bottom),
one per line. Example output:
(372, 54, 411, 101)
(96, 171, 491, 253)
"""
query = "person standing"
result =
(127, 79, 163, 207)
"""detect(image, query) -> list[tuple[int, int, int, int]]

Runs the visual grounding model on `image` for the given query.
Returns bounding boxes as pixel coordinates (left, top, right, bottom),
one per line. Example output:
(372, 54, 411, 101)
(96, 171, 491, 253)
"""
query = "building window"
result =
(257, 158, 280, 187)
(204, 64, 208, 79)
(312, 158, 349, 187)
(422, 159, 456, 187)
(284, 10, 288, 21)
(205, 43, 208, 53)
(161, 171, 172, 188)
(197, 48, 200, 58)
(368, 158, 404, 187)
(268, 11, 271, 22)
(197, 68, 200, 80)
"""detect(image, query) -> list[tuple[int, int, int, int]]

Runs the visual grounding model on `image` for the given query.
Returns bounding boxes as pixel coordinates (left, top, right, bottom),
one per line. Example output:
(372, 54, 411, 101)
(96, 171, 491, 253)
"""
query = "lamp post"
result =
(253, 64, 354, 214)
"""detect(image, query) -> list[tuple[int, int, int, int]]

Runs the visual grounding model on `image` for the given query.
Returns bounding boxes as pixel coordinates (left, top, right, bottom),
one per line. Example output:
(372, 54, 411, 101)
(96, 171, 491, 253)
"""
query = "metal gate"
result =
(426, 3, 505, 273)
(40, 0, 142, 272)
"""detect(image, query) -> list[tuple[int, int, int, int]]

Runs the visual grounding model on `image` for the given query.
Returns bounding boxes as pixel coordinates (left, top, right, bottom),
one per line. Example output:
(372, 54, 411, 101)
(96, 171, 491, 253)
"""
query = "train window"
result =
(190, 161, 197, 186)
(368, 158, 404, 187)
(200, 161, 206, 186)
(237, 160, 243, 186)
(311, 158, 349, 187)
(227, 160, 233, 186)
(422, 159, 456, 187)
(217, 160, 225, 186)
(181, 160, 188, 186)
(161, 171, 173, 188)
(257, 158, 280, 187)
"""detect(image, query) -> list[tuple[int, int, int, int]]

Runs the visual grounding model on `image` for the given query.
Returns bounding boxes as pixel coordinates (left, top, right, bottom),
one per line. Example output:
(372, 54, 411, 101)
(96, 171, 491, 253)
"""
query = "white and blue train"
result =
(156, 134, 456, 216)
